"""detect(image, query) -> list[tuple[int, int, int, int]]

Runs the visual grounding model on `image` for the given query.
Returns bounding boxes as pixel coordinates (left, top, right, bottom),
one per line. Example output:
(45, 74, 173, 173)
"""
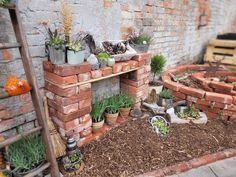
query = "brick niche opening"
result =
(43, 53, 151, 146)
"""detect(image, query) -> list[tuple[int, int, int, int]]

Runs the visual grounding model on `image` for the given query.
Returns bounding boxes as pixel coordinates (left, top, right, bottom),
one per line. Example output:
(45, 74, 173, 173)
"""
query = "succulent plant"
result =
(68, 41, 81, 52)
(97, 52, 109, 61)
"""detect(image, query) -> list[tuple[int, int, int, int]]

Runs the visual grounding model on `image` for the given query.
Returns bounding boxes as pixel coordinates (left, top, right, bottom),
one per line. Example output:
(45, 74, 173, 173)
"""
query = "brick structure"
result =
(1, 0, 236, 137)
(43, 53, 151, 146)
(162, 64, 236, 121)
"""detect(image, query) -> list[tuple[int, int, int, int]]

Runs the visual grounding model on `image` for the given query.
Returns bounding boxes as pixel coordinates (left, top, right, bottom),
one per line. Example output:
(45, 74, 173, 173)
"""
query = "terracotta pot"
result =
(14, 161, 44, 177)
(92, 120, 104, 133)
(119, 107, 131, 119)
(105, 112, 119, 126)
(60, 161, 85, 177)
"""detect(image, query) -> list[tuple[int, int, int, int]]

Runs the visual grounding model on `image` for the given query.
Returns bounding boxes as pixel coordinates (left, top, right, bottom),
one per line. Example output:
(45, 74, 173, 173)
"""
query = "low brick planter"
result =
(43, 53, 151, 146)
(136, 148, 236, 177)
(162, 64, 236, 121)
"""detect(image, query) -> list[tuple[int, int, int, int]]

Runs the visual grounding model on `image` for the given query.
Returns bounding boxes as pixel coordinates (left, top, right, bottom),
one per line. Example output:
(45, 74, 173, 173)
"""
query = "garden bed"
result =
(79, 117, 236, 177)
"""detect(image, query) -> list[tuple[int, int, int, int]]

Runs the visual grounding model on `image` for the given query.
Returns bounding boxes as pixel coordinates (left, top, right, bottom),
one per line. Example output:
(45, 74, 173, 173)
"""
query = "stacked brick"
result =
(162, 65, 236, 121)
(43, 53, 151, 146)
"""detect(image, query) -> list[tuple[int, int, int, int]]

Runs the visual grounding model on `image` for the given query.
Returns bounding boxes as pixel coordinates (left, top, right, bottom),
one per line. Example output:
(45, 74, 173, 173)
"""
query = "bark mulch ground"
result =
(79, 117, 236, 177)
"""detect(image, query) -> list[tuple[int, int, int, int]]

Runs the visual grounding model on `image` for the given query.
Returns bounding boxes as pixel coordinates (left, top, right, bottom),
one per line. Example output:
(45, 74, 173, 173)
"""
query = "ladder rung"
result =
(24, 162, 50, 177)
(0, 42, 21, 49)
(0, 126, 42, 148)
(0, 3, 16, 9)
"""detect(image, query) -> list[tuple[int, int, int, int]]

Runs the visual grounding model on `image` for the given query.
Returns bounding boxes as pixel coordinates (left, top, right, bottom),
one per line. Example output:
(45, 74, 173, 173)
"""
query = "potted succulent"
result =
(5, 134, 45, 177)
(150, 116, 169, 136)
(67, 41, 85, 65)
(158, 89, 173, 109)
(105, 96, 120, 126)
(128, 32, 152, 53)
(97, 52, 109, 68)
(91, 99, 107, 133)
(118, 94, 134, 119)
(149, 54, 166, 94)
(46, 28, 65, 65)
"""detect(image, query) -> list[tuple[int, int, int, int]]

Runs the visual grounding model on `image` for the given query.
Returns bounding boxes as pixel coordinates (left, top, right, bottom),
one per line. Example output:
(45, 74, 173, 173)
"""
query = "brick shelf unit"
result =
(43, 53, 151, 146)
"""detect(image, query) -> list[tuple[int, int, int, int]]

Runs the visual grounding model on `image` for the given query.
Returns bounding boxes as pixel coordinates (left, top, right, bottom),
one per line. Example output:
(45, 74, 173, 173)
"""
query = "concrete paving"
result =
(168, 157, 236, 177)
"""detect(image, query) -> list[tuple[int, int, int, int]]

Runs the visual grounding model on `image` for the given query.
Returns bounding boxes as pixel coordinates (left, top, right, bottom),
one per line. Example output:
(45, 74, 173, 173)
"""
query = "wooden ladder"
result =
(0, 4, 60, 177)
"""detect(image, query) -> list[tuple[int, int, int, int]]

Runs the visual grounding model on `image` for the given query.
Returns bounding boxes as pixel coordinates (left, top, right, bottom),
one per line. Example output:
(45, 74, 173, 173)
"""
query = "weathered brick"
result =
(122, 62, 131, 71)
(79, 98, 91, 109)
(78, 72, 91, 82)
(205, 92, 233, 104)
(101, 67, 112, 76)
(91, 70, 102, 79)
(112, 63, 123, 73)
(44, 71, 77, 85)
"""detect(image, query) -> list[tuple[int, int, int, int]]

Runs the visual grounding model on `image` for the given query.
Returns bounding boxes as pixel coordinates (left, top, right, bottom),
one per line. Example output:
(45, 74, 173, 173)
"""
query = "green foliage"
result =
(91, 99, 107, 123)
(97, 52, 109, 61)
(159, 89, 172, 99)
(5, 134, 45, 173)
(150, 54, 166, 80)
(177, 104, 200, 120)
(47, 28, 65, 48)
(68, 41, 81, 52)
(105, 95, 120, 114)
(63, 153, 82, 171)
(129, 34, 152, 45)
(0, 0, 10, 5)
(118, 93, 134, 108)
(152, 118, 169, 136)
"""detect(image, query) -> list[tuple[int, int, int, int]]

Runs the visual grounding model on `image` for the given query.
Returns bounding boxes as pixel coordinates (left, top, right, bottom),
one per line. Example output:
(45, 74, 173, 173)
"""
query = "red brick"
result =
(172, 91, 186, 100)
(43, 60, 54, 72)
(129, 71, 149, 81)
(78, 72, 91, 82)
(112, 63, 123, 73)
(204, 111, 217, 119)
(127, 60, 138, 69)
(0, 109, 10, 120)
(196, 99, 226, 109)
(195, 104, 222, 113)
(122, 62, 131, 71)
(79, 83, 91, 92)
(80, 127, 92, 138)
(79, 114, 91, 124)
(48, 99, 78, 114)
(101, 67, 112, 76)
(225, 104, 236, 111)
(132, 53, 151, 62)
(79, 98, 91, 109)
(205, 92, 233, 104)
(180, 86, 205, 98)
(190, 154, 218, 168)
(210, 81, 233, 92)
(45, 81, 78, 97)
(233, 96, 236, 104)
(53, 117, 79, 130)
(138, 60, 145, 67)
(90, 70, 102, 79)
(121, 78, 144, 87)
(227, 76, 236, 83)
(223, 110, 236, 117)
(44, 71, 77, 85)
(164, 80, 182, 91)
(120, 26, 132, 33)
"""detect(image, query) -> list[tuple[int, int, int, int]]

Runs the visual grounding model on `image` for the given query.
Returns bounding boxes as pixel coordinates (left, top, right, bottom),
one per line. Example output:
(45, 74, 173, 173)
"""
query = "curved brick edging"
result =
(161, 64, 236, 120)
(136, 148, 236, 177)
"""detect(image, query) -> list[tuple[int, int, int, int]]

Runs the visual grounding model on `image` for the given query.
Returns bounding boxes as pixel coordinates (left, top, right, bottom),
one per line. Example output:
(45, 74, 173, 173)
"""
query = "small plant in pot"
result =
(91, 99, 107, 133)
(97, 52, 109, 68)
(158, 89, 173, 109)
(67, 41, 85, 65)
(128, 31, 152, 53)
(105, 96, 120, 126)
(46, 28, 66, 65)
(5, 134, 45, 177)
(118, 94, 134, 119)
(149, 54, 166, 94)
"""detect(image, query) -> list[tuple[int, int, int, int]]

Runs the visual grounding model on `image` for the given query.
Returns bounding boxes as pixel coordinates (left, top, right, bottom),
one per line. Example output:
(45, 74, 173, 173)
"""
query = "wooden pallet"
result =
(204, 39, 236, 65)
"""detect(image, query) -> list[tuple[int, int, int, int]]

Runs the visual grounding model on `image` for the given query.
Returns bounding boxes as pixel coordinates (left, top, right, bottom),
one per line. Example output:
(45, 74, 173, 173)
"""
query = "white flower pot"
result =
(67, 50, 85, 65)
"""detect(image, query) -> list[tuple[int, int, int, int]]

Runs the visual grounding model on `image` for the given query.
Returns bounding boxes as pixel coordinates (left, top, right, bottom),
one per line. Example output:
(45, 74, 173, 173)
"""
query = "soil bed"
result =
(79, 118, 236, 177)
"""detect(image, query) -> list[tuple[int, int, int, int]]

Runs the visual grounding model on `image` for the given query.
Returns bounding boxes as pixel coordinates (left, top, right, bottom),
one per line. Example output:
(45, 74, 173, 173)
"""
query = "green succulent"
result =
(159, 89, 172, 99)
(177, 104, 200, 120)
(152, 119, 169, 136)
(68, 41, 81, 52)
(97, 52, 109, 61)
(129, 34, 152, 45)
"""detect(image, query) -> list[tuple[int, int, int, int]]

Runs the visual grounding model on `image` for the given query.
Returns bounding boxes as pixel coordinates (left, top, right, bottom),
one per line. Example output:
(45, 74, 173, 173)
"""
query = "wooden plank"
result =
(24, 162, 50, 177)
(8, 7, 60, 177)
(0, 126, 42, 148)
(46, 67, 140, 89)
(209, 39, 236, 47)
(206, 54, 236, 65)
(0, 42, 21, 49)
(212, 48, 234, 55)
(0, 3, 16, 9)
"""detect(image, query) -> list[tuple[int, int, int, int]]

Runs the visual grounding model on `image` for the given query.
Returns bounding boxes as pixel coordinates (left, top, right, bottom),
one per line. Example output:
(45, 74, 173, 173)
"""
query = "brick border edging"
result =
(136, 148, 236, 177)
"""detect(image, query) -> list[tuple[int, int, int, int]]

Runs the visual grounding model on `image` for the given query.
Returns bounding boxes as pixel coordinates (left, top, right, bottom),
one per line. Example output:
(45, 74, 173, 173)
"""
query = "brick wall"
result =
(1, 0, 236, 137)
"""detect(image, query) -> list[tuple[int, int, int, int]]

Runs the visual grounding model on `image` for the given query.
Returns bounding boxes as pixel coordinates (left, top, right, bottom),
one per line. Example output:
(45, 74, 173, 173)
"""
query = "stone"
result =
(87, 54, 99, 70)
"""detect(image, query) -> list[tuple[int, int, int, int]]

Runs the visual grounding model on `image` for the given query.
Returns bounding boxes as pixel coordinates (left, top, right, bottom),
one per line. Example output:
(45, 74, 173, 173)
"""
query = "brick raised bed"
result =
(43, 53, 151, 146)
(162, 64, 236, 121)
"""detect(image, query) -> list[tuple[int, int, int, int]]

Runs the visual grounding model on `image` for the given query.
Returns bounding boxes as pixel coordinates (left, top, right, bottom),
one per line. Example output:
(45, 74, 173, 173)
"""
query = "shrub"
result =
(105, 95, 120, 114)
(91, 99, 107, 123)
(5, 134, 45, 173)
(118, 93, 134, 108)
(150, 54, 166, 81)
(159, 89, 172, 99)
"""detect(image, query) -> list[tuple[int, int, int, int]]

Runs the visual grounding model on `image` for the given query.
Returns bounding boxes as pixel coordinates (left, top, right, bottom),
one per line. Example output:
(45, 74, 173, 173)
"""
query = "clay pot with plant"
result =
(67, 41, 85, 65)
(158, 89, 173, 109)
(105, 96, 120, 126)
(5, 134, 46, 177)
(149, 54, 166, 94)
(118, 94, 134, 119)
(91, 99, 107, 133)
(128, 32, 152, 53)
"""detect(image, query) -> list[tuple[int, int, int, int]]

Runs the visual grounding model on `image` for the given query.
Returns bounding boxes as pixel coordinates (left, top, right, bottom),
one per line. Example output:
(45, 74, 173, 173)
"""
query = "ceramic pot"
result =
(130, 44, 149, 53)
(107, 58, 115, 66)
(158, 97, 173, 109)
(105, 112, 119, 126)
(92, 119, 104, 133)
(48, 46, 65, 65)
(67, 50, 85, 65)
(119, 107, 131, 119)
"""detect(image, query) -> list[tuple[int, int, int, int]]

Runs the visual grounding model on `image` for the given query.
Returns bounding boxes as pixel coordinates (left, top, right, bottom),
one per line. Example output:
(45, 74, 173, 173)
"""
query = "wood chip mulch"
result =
(79, 117, 236, 177)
